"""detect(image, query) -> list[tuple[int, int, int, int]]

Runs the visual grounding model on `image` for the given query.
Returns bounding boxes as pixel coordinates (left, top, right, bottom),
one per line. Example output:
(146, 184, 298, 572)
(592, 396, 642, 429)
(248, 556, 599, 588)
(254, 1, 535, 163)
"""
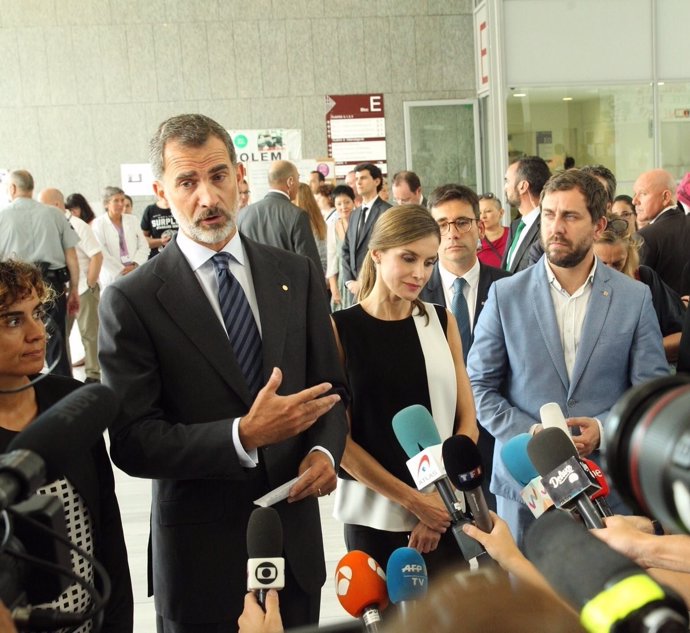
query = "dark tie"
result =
(211, 252, 263, 397)
(451, 277, 471, 362)
(357, 206, 369, 241)
(504, 219, 525, 271)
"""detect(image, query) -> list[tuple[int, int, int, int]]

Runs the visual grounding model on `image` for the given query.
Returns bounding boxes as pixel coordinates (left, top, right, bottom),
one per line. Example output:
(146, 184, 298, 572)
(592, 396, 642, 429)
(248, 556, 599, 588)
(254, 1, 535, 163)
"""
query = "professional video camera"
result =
(605, 374, 690, 534)
(0, 384, 119, 631)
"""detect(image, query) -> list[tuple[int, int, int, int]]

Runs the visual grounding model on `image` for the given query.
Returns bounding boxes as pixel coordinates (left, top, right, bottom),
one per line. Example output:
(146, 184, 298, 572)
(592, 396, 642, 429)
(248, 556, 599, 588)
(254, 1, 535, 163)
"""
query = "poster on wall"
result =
(231, 129, 303, 201)
(326, 94, 387, 179)
(121, 164, 154, 197)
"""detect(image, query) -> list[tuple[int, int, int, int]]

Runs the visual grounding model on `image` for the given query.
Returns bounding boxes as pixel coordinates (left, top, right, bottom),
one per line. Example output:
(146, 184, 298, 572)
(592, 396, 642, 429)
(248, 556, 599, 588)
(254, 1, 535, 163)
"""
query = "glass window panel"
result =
(506, 85, 654, 194)
(659, 82, 690, 180)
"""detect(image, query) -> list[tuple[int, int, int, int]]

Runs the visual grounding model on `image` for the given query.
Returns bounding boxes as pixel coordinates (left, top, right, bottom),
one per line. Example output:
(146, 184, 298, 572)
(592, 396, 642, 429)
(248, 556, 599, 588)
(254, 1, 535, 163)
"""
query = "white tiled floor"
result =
(70, 329, 351, 631)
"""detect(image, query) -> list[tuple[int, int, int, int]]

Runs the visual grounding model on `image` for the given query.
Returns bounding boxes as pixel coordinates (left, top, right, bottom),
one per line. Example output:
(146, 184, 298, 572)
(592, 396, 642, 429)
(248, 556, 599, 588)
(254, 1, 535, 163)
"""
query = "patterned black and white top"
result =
(36, 477, 95, 633)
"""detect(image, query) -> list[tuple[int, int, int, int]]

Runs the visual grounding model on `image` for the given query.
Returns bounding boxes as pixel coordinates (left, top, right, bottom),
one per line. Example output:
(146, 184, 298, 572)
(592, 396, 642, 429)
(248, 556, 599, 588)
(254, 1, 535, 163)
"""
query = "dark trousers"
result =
(344, 523, 469, 581)
(45, 284, 72, 377)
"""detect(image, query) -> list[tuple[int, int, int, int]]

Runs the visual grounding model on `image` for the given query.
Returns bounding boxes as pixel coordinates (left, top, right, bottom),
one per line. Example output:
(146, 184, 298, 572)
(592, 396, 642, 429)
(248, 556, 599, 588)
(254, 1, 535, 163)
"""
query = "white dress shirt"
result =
(438, 258, 481, 332)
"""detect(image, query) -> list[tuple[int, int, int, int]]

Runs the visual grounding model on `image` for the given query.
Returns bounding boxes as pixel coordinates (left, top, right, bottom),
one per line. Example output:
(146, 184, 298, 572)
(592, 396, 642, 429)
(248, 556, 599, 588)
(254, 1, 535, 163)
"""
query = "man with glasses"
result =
(421, 183, 510, 511)
(468, 169, 668, 547)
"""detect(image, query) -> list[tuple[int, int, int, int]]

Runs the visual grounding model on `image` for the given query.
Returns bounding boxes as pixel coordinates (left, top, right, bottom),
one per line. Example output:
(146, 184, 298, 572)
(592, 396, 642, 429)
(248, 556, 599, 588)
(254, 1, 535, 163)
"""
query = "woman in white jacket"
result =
(92, 187, 148, 287)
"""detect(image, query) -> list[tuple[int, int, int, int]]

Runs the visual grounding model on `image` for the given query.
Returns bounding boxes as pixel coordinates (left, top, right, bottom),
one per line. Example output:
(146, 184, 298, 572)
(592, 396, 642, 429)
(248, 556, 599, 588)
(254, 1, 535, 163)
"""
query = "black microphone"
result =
(527, 428, 605, 529)
(246, 507, 285, 610)
(0, 384, 120, 509)
(392, 405, 484, 561)
(525, 510, 688, 633)
(442, 435, 494, 533)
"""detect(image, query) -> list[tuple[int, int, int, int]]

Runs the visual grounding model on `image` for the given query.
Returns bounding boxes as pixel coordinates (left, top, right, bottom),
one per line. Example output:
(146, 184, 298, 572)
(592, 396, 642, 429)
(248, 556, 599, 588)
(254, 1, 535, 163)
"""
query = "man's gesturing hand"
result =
(239, 367, 341, 451)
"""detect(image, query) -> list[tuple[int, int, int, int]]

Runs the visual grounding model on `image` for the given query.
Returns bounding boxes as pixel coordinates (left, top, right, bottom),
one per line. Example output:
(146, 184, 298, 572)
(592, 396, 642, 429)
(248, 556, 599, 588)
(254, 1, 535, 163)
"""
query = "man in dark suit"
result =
(237, 159, 322, 272)
(634, 168, 690, 295)
(341, 162, 392, 299)
(98, 114, 348, 633)
(420, 184, 510, 512)
(501, 156, 551, 273)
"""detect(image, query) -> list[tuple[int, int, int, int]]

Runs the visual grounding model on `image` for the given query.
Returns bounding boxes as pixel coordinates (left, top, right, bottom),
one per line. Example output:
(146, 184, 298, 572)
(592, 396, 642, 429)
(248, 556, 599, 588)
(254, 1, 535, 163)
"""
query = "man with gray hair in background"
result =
(0, 170, 80, 377)
(237, 159, 322, 272)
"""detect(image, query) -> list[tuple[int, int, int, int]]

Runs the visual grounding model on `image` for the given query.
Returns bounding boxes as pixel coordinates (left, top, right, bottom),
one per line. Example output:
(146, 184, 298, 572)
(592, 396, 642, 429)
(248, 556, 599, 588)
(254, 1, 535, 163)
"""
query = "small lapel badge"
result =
(602, 290, 609, 297)
(282, 285, 288, 291)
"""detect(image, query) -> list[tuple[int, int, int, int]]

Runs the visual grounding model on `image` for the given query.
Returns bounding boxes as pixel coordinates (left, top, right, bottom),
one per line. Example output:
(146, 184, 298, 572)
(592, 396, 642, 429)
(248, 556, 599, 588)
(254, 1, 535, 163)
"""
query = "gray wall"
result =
(0, 0, 476, 211)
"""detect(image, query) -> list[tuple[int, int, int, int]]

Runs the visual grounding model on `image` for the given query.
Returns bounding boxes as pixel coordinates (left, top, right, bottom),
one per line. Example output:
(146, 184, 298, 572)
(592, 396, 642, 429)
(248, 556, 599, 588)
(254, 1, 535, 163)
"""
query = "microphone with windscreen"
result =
(524, 510, 688, 633)
(500, 433, 554, 518)
(392, 405, 484, 561)
(442, 434, 493, 533)
(335, 550, 388, 633)
(527, 428, 604, 529)
(385, 547, 427, 622)
(246, 507, 285, 610)
(1, 383, 120, 509)
(539, 402, 575, 447)
(580, 457, 613, 517)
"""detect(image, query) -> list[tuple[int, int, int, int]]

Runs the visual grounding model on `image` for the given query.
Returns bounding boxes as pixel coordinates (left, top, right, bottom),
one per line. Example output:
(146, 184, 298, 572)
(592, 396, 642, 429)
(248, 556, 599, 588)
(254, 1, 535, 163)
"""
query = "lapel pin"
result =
(602, 290, 609, 297)
(282, 285, 288, 291)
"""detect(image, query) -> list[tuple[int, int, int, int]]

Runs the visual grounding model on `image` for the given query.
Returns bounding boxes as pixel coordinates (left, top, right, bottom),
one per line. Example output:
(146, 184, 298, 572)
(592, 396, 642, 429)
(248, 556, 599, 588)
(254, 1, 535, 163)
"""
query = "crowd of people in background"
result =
(1, 113, 690, 633)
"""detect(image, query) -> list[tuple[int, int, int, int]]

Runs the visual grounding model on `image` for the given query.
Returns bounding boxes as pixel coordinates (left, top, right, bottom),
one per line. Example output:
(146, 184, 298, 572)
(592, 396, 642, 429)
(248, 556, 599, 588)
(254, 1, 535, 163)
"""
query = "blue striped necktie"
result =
(211, 252, 263, 397)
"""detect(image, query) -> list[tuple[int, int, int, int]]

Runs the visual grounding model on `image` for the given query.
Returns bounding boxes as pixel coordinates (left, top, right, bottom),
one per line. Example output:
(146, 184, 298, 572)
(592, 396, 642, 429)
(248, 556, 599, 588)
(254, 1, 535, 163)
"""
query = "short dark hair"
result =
(515, 156, 551, 197)
(354, 162, 383, 192)
(0, 259, 54, 312)
(427, 184, 480, 219)
(581, 164, 616, 203)
(310, 170, 325, 182)
(613, 194, 634, 208)
(392, 170, 421, 193)
(333, 185, 355, 201)
(540, 169, 607, 222)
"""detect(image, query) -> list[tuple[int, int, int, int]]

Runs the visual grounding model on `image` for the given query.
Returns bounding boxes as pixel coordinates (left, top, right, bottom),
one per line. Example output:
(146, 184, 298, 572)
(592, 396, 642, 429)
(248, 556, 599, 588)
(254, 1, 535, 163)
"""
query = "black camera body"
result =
(605, 374, 690, 534)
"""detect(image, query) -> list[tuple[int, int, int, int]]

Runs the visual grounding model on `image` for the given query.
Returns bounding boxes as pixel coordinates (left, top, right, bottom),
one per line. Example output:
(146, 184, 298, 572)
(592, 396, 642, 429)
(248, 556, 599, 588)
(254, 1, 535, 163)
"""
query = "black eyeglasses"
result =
(437, 218, 479, 235)
(606, 217, 629, 236)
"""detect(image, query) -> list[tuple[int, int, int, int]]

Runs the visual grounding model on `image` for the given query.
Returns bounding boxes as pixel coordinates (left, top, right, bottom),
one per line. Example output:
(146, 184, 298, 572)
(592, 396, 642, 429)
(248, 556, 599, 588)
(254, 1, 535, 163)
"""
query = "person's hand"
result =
(238, 590, 283, 633)
(347, 281, 360, 297)
(67, 287, 80, 316)
(463, 512, 522, 570)
(288, 451, 337, 503)
(239, 367, 341, 451)
(332, 291, 342, 305)
(0, 601, 17, 633)
(406, 490, 451, 533)
(409, 521, 442, 553)
(120, 263, 137, 276)
(566, 417, 600, 457)
(681, 295, 689, 308)
(591, 515, 655, 567)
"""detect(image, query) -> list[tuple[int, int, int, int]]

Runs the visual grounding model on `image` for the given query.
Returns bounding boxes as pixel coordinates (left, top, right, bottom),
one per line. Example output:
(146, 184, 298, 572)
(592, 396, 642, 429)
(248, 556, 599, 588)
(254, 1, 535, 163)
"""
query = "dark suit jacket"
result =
(420, 261, 512, 330)
(341, 197, 392, 283)
(638, 204, 690, 295)
(237, 191, 322, 273)
(98, 236, 348, 625)
(501, 214, 541, 273)
(1, 375, 134, 633)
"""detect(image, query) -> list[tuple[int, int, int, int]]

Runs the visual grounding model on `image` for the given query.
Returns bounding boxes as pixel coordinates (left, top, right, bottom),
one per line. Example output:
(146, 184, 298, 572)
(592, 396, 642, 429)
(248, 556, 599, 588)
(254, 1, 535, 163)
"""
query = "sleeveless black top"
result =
(332, 303, 448, 487)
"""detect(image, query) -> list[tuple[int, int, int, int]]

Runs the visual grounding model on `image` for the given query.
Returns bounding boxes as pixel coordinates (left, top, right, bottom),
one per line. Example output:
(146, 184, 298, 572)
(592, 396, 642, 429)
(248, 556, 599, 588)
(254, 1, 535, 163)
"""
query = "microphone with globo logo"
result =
(246, 506, 285, 610)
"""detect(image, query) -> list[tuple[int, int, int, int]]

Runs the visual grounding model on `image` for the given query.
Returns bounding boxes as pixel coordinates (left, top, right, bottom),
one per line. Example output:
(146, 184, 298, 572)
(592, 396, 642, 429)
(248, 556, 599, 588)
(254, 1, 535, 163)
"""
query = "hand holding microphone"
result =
(246, 507, 285, 610)
(238, 590, 283, 633)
